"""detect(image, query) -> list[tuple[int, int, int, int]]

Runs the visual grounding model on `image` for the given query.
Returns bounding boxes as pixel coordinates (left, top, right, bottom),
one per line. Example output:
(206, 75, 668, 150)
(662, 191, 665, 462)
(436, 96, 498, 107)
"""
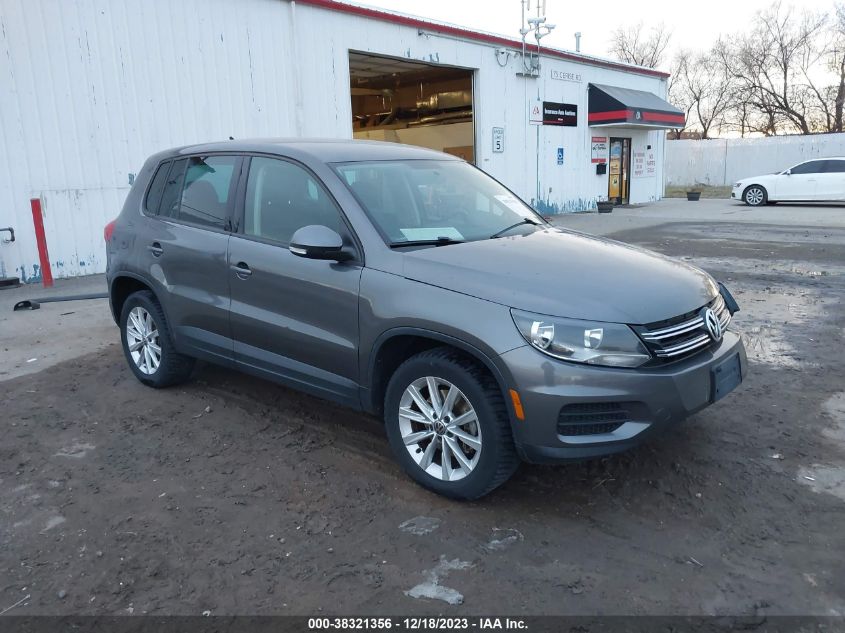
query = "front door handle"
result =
(148, 242, 163, 257)
(231, 262, 252, 279)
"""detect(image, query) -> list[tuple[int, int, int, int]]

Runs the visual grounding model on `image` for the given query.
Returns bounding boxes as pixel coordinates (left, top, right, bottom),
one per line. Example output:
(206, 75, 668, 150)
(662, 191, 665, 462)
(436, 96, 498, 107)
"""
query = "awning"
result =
(588, 83, 685, 129)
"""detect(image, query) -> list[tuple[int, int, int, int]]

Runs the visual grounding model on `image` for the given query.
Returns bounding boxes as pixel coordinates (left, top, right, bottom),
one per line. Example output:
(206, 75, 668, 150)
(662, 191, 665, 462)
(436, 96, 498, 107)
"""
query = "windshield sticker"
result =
(494, 194, 528, 214)
(399, 227, 464, 241)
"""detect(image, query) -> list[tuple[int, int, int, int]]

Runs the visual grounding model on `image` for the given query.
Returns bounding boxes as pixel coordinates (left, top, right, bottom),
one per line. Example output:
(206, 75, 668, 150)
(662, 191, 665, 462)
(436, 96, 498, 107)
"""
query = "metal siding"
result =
(0, 0, 668, 281)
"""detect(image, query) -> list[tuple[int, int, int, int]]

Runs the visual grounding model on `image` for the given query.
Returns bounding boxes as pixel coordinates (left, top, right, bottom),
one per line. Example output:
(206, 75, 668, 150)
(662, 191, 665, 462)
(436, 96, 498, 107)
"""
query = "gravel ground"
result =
(1, 201, 844, 616)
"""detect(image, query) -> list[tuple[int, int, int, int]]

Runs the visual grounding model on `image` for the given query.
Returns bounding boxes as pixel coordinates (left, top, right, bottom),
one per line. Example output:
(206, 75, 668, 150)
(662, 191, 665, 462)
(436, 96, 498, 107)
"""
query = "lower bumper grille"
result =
(557, 402, 637, 437)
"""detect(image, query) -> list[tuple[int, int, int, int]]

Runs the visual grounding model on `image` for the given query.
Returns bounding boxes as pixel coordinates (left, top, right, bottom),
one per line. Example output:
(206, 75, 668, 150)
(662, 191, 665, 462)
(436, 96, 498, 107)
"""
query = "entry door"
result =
(608, 138, 631, 204)
(228, 156, 363, 406)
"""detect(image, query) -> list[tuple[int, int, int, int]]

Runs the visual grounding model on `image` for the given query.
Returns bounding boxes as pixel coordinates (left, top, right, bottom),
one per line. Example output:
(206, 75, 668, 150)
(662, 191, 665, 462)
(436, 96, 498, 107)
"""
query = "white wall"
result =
(665, 133, 845, 187)
(0, 0, 669, 281)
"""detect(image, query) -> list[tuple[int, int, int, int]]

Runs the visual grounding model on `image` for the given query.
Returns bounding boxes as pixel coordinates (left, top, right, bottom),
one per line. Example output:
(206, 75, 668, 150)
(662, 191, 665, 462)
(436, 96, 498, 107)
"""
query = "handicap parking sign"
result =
(556, 147, 564, 165)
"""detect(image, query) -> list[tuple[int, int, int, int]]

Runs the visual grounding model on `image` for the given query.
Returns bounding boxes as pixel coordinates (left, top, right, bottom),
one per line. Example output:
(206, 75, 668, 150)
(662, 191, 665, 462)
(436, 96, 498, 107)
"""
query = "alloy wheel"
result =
(125, 306, 161, 375)
(745, 187, 764, 205)
(398, 376, 482, 482)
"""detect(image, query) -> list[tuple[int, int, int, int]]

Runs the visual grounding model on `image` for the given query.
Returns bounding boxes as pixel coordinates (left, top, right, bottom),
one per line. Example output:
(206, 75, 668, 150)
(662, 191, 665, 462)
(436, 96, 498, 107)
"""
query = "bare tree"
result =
(609, 22, 672, 69)
(666, 51, 694, 139)
(670, 49, 735, 138)
(826, 2, 845, 132)
(719, 2, 828, 135)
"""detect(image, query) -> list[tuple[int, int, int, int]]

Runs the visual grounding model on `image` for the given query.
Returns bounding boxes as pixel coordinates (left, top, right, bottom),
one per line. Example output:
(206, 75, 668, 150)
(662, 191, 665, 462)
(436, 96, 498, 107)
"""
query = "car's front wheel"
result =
(384, 347, 519, 499)
(743, 185, 767, 206)
(120, 290, 195, 388)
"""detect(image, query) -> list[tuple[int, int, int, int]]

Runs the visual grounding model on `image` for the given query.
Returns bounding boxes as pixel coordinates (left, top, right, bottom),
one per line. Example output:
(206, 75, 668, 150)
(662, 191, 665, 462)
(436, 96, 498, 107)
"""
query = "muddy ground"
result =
(2, 203, 845, 616)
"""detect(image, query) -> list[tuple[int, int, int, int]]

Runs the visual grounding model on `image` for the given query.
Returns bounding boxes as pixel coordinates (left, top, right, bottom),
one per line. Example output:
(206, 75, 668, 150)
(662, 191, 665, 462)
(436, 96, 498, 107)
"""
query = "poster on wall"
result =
(633, 150, 646, 178)
(591, 136, 608, 163)
(633, 148, 657, 178)
(645, 148, 656, 176)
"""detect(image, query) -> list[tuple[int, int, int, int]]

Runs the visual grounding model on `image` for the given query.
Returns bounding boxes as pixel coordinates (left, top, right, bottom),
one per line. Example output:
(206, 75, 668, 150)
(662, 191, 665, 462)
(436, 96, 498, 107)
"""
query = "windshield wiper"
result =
(489, 218, 541, 239)
(389, 237, 465, 248)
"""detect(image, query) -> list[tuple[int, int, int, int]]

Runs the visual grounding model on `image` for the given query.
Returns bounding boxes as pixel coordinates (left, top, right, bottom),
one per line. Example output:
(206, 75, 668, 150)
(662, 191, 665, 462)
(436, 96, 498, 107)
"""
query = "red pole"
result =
(29, 198, 53, 288)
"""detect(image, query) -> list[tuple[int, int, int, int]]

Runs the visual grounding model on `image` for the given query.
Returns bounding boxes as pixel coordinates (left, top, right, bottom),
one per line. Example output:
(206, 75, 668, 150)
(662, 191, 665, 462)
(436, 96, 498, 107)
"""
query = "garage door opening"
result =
(349, 51, 475, 163)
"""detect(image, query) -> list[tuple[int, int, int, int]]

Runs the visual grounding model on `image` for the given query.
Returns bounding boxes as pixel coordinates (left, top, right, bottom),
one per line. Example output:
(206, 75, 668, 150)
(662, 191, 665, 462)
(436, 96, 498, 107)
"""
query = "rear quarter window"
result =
(158, 159, 189, 219)
(144, 161, 171, 215)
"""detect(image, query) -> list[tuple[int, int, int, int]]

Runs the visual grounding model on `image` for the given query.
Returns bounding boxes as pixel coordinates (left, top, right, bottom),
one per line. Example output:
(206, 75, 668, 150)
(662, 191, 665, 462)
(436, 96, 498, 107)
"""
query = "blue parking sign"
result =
(556, 147, 564, 165)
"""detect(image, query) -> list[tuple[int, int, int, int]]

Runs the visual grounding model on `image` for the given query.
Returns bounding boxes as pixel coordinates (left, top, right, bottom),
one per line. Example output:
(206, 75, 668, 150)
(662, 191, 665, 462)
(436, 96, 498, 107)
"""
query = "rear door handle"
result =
(231, 262, 252, 279)
(148, 242, 163, 257)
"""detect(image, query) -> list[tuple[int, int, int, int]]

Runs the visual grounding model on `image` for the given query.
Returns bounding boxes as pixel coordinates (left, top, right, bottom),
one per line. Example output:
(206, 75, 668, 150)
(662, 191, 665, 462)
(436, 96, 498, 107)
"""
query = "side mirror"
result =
(785, 169, 791, 176)
(289, 225, 350, 261)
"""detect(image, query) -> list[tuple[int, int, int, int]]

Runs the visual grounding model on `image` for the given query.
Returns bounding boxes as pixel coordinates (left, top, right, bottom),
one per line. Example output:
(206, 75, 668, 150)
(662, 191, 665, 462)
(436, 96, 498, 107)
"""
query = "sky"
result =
(342, 0, 837, 71)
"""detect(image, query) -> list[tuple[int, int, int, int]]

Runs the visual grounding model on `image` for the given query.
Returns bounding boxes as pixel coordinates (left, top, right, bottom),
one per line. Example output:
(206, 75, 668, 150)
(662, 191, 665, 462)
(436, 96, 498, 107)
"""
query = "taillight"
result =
(104, 219, 116, 242)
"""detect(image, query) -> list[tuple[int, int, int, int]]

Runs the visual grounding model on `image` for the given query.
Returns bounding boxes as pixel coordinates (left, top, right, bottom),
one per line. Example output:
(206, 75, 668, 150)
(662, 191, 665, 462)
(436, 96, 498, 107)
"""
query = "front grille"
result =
(636, 294, 731, 362)
(557, 402, 635, 437)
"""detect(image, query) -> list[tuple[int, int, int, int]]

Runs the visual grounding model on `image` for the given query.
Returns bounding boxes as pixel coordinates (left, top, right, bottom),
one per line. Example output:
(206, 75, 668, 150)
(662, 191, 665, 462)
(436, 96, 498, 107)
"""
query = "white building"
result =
(0, 0, 683, 283)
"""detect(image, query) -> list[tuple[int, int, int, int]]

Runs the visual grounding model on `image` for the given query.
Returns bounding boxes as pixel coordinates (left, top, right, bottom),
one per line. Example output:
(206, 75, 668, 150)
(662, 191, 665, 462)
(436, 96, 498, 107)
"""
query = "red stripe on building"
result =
(642, 111, 686, 124)
(588, 110, 630, 122)
(296, 0, 670, 79)
(30, 198, 53, 287)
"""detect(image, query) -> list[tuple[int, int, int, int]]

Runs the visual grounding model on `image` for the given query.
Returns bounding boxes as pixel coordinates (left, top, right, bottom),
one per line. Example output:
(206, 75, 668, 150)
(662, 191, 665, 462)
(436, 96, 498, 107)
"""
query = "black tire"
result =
(743, 185, 767, 206)
(119, 290, 195, 388)
(383, 347, 519, 500)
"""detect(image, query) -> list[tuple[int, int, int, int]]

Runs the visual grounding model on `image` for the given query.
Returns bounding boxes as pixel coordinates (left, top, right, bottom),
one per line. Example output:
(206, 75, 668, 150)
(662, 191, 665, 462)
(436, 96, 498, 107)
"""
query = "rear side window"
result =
(177, 156, 239, 229)
(791, 160, 825, 175)
(159, 159, 188, 219)
(824, 160, 845, 173)
(144, 161, 171, 215)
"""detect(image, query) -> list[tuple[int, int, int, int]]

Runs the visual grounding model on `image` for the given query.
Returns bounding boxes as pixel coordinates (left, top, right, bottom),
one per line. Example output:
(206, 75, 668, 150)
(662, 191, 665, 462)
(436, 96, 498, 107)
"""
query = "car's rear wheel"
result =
(120, 290, 195, 388)
(384, 347, 518, 499)
(743, 185, 767, 206)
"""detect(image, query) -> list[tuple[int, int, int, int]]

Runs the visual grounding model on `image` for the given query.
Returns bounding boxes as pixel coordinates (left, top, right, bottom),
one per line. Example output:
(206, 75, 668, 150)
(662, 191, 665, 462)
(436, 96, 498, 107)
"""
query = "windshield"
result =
(333, 160, 543, 244)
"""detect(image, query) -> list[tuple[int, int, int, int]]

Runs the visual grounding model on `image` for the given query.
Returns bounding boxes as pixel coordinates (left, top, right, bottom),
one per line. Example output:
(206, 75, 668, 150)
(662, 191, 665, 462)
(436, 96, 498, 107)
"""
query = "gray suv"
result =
(105, 139, 747, 499)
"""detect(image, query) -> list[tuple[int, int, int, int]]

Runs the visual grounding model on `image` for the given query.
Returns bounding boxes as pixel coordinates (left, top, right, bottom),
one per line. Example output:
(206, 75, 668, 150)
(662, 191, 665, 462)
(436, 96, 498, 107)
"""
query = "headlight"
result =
(511, 309, 651, 368)
(734, 182, 742, 188)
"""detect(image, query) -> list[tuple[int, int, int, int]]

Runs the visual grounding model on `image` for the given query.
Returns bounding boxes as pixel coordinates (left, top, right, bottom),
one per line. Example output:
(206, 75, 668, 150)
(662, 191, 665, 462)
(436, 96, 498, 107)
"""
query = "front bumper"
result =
(731, 186, 742, 200)
(500, 331, 747, 463)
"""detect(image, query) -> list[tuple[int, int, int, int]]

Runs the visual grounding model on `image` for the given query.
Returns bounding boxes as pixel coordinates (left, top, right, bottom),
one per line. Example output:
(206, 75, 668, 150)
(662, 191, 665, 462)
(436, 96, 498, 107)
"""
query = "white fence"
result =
(665, 133, 845, 187)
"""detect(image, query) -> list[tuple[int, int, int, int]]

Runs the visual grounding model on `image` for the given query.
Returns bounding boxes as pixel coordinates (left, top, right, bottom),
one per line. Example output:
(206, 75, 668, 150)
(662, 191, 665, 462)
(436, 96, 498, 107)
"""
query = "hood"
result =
(401, 228, 719, 324)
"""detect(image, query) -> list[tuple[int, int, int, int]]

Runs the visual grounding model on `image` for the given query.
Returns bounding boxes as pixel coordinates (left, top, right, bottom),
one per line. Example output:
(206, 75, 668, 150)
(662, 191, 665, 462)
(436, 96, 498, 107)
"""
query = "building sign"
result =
(550, 69, 582, 83)
(632, 148, 657, 178)
(492, 127, 504, 153)
(556, 147, 564, 165)
(529, 100, 543, 125)
(542, 101, 578, 126)
(591, 136, 608, 163)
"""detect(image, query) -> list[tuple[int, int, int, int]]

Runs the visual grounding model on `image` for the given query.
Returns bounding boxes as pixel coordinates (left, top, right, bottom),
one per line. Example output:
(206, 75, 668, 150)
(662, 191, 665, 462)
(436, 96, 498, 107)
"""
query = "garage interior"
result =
(349, 51, 475, 162)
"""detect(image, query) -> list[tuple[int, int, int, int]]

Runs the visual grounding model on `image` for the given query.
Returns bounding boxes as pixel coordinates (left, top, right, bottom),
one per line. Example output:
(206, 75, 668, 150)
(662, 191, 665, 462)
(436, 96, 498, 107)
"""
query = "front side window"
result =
(334, 160, 542, 244)
(790, 160, 825, 175)
(244, 157, 342, 244)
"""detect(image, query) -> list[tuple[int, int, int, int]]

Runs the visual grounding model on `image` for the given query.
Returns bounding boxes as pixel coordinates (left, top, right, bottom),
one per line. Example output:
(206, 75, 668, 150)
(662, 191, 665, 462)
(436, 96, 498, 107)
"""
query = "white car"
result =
(732, 157, 845, 206)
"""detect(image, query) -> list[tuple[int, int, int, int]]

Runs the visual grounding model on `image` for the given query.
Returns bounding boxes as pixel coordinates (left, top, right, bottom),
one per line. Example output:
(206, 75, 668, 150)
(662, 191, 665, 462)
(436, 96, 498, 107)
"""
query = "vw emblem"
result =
(703, 308, 723, 342)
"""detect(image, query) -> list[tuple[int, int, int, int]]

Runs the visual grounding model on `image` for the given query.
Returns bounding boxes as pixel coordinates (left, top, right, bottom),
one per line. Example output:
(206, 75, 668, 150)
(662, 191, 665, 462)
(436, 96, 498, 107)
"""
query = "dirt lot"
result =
(2, 200, 845, 616)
